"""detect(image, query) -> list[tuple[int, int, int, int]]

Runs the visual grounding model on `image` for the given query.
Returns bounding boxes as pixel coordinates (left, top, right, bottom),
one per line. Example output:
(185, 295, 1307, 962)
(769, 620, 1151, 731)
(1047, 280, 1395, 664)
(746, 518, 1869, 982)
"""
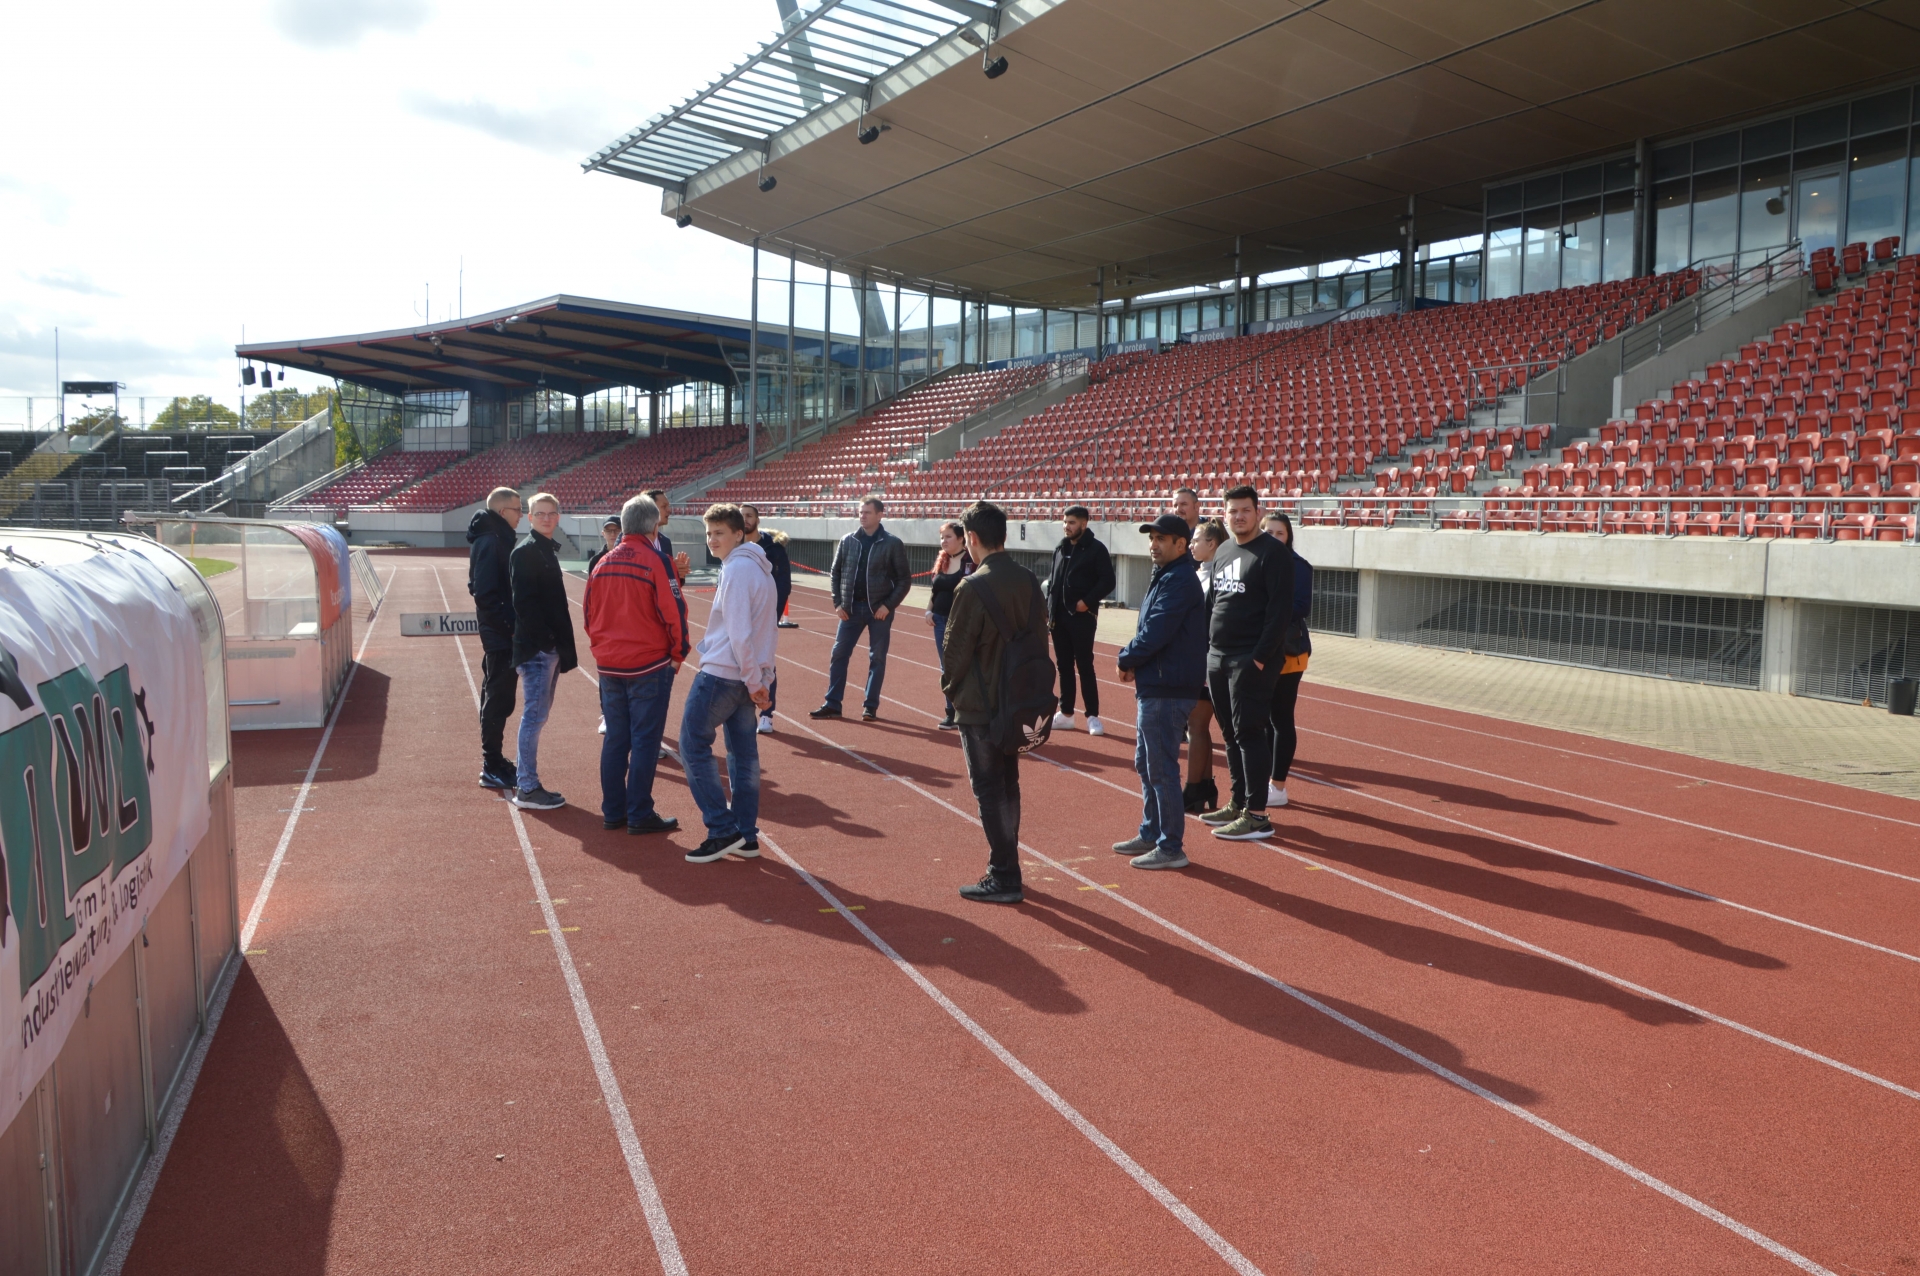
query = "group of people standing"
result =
(464, 480, 1310, 905)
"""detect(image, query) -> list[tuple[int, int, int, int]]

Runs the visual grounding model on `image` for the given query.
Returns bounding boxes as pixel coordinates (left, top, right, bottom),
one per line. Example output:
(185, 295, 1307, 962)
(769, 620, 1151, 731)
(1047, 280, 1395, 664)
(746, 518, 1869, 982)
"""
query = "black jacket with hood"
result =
(466, 508, 518, 653)
(1047, 530, 1116, 621)
(510, 529, 579, 672)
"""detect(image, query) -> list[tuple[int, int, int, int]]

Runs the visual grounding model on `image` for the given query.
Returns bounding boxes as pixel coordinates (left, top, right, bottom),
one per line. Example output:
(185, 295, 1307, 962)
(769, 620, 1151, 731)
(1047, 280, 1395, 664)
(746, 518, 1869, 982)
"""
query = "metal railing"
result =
(1620, 242, 1804, 376)
(173, 407, 334, 511)
(746, 491, 1916, 544)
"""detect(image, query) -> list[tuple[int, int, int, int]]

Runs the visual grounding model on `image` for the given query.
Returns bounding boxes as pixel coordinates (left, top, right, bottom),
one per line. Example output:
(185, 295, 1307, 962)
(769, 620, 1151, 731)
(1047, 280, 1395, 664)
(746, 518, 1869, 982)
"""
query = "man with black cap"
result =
(1111, 514, 1208, 869)
(586, 514, 621, 575)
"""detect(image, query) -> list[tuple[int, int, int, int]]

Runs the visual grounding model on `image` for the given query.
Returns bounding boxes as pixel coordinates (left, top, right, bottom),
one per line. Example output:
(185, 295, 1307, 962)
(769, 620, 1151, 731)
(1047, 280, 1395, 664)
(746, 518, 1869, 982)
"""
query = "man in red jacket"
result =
(585, 494, 689, 835)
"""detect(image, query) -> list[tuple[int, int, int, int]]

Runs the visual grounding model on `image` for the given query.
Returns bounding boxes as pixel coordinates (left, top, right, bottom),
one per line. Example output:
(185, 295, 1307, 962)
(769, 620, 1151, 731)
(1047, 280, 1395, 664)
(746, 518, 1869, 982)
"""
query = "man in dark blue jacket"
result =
(1112, 514, 1207, 869)
(466, 486, 523, 790)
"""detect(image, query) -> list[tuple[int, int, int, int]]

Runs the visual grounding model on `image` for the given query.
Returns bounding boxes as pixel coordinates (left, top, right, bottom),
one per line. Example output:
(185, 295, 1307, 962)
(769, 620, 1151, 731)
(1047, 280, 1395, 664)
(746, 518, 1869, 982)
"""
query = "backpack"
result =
(973, 575, 1059, 756)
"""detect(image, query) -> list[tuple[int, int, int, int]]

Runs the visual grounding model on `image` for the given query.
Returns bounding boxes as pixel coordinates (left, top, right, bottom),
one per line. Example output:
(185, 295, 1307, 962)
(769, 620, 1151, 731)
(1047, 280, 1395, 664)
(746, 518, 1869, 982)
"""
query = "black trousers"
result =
(480, 648, 518, 770)
(1271, 670, 1303, 784)
(1051, 610, 1100, 716)
(1208, 658, 1276, 811)
(959, 725, 1022, 882)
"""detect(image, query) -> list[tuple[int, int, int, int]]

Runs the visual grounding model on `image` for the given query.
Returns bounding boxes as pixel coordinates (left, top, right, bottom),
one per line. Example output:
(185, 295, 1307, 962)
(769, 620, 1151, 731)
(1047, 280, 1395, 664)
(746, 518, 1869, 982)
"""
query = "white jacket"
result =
(696, 540, 778, 693)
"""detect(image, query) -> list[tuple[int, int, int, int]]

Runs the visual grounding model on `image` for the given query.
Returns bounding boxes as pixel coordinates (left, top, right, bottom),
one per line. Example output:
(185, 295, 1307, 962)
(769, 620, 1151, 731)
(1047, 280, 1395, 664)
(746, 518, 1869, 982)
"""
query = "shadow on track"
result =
(1020, 894, 1545, 1103)
(121, 967, 341, 1276)
(1277, 818, 1786, 970)
(1182, 863, 1703, 1026)
(1302, 760, 1613, 826)
(231, 668, 390, 788)
(537, 804, 1090, 1017)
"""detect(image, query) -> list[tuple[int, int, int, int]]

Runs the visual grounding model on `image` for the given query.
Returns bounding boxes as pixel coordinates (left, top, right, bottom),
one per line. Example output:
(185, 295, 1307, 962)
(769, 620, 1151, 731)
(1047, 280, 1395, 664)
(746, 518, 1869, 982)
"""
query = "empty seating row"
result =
(359, 433, 625, 511)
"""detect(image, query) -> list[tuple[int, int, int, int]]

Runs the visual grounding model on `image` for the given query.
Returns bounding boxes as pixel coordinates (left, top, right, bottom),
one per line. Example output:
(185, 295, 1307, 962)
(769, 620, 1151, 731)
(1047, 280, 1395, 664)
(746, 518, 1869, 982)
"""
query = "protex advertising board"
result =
(0, 546, 210, 1132)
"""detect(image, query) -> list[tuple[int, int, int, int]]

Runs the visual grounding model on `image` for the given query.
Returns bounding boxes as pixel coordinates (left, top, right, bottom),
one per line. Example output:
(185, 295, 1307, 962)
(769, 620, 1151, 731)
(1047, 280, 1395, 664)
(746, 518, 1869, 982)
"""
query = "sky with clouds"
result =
(1, 0, 778, 415)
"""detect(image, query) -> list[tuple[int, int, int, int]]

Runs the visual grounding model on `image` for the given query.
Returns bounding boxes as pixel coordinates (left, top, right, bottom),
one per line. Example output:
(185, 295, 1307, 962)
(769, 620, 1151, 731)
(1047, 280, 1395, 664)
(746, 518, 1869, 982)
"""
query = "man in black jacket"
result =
(467, 487, 523, 790)
(812, 495, 911, 722)
(742, 503, 790, 733)
(939, 500, 1041, 905)
(1198, 485, 1294, 842)
(1047, 505, 1116, 736)
(509, 492, 578, 811)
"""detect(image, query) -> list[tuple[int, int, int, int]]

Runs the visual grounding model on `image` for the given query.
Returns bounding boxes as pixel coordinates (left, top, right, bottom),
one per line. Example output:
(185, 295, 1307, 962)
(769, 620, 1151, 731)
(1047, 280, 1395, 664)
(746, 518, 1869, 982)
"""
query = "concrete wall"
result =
(924, 372, 1089, 463)
(1612, 277, 1812, 417)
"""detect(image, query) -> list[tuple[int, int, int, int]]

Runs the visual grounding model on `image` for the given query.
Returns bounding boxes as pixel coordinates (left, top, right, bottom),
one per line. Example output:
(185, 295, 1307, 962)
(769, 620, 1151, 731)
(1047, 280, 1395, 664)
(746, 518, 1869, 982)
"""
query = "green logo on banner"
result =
(1, 659, 154, 996)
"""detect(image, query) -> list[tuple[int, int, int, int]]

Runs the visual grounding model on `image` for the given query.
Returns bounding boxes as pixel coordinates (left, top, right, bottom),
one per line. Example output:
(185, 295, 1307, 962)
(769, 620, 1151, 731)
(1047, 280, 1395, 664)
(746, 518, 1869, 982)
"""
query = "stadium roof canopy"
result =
(236, 296, 814, 399)
(585, 0, 1920, 308)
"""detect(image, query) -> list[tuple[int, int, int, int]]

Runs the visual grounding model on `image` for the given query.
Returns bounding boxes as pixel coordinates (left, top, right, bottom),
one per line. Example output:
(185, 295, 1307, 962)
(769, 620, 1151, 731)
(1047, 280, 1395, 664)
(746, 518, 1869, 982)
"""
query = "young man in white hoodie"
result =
(681, 502, 778, 863)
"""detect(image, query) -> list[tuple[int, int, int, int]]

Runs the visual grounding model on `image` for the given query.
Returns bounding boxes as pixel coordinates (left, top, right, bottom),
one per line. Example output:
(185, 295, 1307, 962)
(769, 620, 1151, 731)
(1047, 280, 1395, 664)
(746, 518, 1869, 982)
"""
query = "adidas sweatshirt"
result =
(1205, 531, 1295, 669)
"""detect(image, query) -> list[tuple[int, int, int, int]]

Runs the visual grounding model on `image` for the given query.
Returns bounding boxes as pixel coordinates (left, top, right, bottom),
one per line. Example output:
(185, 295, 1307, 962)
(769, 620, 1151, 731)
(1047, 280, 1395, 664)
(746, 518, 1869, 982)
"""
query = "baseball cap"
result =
(601, 514, 621, 528)
(1138, 512, 1192, 539)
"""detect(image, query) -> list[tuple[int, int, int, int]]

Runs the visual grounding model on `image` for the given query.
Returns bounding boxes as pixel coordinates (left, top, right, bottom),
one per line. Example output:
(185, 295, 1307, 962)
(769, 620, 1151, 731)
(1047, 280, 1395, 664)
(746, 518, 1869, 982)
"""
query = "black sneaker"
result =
(958, 874, 1023, 904)
(479, 769, 512, 790)
(627, 814, 680, 836)
(732, 836, 760, 859)
(602, 818, 627, 830)
(861, 707, 878, 721)
(512, 787, 565, 811)
(809, 704, 842, 719)
(686, 834, 747, 863)
(936, 715, 959, 731)
(777, 619, 799, 629)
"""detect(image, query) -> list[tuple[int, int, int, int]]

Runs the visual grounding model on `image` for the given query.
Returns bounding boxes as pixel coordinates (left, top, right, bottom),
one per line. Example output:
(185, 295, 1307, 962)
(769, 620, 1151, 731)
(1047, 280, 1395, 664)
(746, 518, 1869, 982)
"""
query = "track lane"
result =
(674, 583, 1900, 1271)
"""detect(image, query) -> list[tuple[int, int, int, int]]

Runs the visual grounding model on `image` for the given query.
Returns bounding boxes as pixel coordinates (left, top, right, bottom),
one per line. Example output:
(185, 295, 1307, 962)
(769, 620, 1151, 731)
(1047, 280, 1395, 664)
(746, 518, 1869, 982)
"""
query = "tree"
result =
(244, 388, 333, 430)
(68, 407, 127, 434)
(148, 396, 239, 430)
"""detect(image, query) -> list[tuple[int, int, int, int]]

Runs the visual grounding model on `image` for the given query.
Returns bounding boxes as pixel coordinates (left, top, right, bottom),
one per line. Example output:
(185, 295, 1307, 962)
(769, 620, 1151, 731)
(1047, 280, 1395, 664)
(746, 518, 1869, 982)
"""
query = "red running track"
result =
(118, 552, 1920, 1275)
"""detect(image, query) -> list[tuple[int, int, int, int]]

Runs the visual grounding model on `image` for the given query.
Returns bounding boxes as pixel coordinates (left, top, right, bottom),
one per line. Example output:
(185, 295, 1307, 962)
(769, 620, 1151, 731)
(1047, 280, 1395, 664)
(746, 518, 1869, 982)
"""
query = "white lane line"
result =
(770, 707, 1838, 1276)
(1298, 692, 1920, 832)
(241, 565, 395, 951)
(1046, 751, 1920, 1104)
(735, 593, 1920, 969)
(1295, 726, 1920, 886)
(763, 828, 1265, 1276)
(435, 567, 687, 1275)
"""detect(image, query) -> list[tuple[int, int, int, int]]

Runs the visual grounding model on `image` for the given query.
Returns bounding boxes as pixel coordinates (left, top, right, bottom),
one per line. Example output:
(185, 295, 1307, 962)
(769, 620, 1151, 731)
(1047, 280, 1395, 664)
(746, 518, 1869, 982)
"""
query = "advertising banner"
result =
(0, 548, 210, 1132)
(285, 523, 346, 630)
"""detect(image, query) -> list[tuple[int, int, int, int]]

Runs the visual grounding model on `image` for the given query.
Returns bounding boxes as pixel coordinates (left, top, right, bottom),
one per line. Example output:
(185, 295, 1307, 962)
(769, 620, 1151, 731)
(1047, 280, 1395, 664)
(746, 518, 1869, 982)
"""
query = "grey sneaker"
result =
(1198, 802, 1242, 826)
(1212, 811, 1273, 841)
(512, 786, 565, 811)
(1112, 836, 1155, 854)
(1130, 847, 1189, 870)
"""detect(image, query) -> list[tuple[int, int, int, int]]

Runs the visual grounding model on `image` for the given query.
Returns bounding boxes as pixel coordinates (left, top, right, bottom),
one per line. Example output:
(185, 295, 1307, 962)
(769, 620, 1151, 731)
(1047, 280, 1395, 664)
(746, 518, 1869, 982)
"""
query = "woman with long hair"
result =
(927, 519, 974, 730)
(1183, 519, 1228, 813)
(1263, 511, 1312, 808)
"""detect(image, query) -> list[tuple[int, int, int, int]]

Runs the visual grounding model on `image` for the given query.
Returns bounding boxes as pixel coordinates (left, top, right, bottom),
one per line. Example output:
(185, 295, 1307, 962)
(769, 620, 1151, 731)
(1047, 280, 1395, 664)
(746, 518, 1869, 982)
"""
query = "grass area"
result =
(187, 556, 237, 578)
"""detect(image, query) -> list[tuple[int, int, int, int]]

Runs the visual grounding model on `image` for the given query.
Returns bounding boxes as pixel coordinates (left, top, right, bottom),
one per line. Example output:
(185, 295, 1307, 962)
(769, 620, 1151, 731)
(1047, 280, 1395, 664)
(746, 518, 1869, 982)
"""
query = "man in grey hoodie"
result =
(680, 502, 778, 864)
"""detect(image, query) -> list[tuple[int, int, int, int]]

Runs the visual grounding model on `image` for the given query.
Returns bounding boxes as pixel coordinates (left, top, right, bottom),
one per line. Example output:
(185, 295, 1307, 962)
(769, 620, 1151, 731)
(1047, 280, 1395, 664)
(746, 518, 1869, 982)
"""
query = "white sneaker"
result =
(1268, 782, 1288, 808)
(597, 716, 606, 736)
(1086, 716, 1105, 737)
(757, 715, 774, 735)
(1051, 711, 1075, 731)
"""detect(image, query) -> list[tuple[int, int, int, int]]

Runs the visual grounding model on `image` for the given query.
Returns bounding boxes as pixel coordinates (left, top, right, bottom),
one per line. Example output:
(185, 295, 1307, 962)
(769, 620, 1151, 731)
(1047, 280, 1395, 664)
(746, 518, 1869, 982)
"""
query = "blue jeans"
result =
(599, 667, 674, 824)
(931, 612, 952, 715)
(1135, 695, 1196, 854)
(679, 670, 761, 840)
(825, 603, 892, 711)
(515, 649, 560, 793)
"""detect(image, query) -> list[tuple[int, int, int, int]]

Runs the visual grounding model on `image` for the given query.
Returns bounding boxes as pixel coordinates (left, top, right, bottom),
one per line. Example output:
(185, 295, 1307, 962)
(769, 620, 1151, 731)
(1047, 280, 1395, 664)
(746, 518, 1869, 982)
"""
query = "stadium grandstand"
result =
(21, 6, 1920, 1276)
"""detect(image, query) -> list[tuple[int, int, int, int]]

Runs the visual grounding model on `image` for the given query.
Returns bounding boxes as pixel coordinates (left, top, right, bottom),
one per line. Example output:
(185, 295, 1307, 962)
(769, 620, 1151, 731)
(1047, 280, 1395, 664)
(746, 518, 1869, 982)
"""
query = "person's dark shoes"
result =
(686, 834, 747, 863)
(936, 713, 959, 730)
(627, 814, 681, 835)
(732, 836, 760, 859)
(861, 707, 878, 722)
(1182, 779, 1217, 814)
(512, 786, 565, 811)
(479, 768, 513, 790)
(959, 873, 1023, 904)
(603, 817, 627, 830)
(777, 619, 799, 629)
(809, 704, 842, 719)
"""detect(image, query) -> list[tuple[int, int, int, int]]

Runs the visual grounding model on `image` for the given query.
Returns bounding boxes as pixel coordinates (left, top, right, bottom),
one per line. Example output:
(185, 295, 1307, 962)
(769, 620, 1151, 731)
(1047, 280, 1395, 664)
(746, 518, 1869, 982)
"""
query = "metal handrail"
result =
(1620, 242, 1804, 376)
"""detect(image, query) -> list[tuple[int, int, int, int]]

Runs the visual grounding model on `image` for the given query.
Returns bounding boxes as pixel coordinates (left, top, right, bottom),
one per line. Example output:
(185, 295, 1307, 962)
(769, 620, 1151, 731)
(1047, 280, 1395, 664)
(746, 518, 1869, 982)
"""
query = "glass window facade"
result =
(1490, 84, 1920, 297)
